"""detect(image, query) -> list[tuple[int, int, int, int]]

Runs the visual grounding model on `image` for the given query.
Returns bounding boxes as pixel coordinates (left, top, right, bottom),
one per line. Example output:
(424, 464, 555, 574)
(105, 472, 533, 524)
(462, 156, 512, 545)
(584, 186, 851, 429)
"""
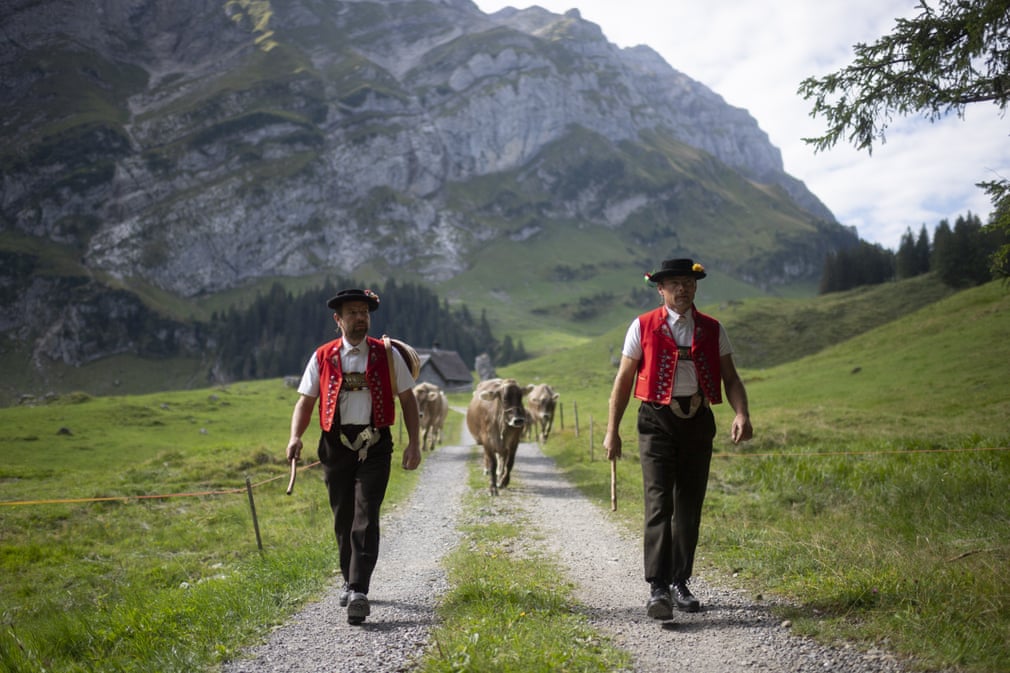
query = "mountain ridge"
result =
(1, 0, 859, 392)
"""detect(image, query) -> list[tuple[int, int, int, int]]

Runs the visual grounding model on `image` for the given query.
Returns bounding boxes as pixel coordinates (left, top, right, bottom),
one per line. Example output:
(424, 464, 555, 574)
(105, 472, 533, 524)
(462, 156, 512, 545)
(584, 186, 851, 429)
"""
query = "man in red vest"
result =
(286, 288, 421, 625)
(604, 259, 753, 621)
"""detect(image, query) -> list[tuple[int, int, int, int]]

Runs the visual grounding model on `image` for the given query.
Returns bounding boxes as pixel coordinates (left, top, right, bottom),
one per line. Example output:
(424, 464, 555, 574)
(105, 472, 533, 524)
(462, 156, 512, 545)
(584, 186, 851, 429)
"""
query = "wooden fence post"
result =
(245, 475, 263, 553)
(573, 401, 580, 438)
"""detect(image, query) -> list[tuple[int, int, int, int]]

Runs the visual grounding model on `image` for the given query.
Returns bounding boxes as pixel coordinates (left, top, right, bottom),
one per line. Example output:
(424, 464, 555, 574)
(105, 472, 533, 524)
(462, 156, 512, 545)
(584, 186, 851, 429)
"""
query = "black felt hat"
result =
(326, 288, 380, 312)
(645, 258, 707, 283)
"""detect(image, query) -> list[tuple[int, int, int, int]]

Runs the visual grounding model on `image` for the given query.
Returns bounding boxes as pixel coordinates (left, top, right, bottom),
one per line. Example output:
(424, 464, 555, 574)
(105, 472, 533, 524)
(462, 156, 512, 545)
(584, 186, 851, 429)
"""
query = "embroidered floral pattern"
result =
(316, 337, 396, 430)
(364, 345, 394, 426)
(650, 322, 677, 401)
(692, 320, 721, 404)
(635, 306, 723, 405)
(315, 343, 343, 430)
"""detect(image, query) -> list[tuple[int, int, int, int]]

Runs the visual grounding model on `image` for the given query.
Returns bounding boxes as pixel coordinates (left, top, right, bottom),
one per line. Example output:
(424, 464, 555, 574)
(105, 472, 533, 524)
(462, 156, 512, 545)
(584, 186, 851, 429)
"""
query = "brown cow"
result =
(413, 382, 448, 452)
(431, 389, 448, 446)
(466, 378, 528, 495)
(526, 383, 559, 443)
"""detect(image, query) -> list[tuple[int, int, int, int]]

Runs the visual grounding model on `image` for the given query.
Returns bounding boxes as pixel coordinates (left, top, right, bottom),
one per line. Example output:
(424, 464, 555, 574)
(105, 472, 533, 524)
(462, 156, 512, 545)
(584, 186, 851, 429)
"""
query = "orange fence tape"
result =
(0, 461, 321, 507)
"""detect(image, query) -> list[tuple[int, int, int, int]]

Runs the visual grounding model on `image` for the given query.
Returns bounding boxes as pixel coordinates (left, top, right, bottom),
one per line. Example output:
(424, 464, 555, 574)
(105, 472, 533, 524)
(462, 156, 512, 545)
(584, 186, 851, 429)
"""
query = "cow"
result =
(431, 389, 448, 446)
(526, 383, 559, 443)
(413, 382, 448, 452)
(466, 378, 528, 495)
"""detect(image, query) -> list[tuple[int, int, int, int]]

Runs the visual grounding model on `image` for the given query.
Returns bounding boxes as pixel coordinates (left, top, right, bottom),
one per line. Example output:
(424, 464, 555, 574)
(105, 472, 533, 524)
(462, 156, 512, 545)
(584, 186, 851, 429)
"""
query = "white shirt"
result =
(622, 306, 733, 397)
(297, 339, 415, 425)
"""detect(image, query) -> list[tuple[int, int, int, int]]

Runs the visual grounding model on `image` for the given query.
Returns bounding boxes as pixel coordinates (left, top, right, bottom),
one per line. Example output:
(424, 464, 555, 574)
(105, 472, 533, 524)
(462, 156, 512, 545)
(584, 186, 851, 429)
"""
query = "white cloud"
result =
(474, 0, 1007, 250)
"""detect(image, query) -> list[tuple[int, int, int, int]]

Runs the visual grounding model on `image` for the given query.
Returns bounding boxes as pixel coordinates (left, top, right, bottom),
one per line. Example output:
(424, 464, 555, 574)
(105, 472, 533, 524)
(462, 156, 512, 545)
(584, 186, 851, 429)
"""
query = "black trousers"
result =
(637, 402, 716, 585)
(318, 425, 393, 595)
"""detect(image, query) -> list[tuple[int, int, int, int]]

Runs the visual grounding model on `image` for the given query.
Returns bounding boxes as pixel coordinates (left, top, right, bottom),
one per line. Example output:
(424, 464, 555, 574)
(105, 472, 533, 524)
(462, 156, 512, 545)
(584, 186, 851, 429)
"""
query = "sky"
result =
(472, 0, 1007, 251)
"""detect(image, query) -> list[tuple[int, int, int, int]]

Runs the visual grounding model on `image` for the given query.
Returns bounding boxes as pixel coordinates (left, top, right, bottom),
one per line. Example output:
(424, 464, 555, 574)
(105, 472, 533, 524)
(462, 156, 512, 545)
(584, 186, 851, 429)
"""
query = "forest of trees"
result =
(818, 240, 895, 294)
(819, 211, 1007, 294)
(208, 277, 525, 382)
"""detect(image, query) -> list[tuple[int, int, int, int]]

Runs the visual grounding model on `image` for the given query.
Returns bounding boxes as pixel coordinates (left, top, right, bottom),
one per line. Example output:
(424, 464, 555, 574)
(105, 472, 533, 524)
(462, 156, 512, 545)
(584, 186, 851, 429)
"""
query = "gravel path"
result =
(223, 418, 915, 673)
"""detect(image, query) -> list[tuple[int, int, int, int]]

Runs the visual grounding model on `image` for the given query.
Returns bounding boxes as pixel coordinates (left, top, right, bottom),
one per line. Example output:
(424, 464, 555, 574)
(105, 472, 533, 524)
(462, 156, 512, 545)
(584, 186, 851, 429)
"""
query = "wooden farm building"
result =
(415, 348, 472, 392)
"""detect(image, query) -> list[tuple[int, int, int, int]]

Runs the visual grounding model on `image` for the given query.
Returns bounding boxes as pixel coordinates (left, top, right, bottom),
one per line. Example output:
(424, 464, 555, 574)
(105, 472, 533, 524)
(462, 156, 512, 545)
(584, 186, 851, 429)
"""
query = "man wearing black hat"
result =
(604, 259, 752, 621)
(286, 288, 421, 625)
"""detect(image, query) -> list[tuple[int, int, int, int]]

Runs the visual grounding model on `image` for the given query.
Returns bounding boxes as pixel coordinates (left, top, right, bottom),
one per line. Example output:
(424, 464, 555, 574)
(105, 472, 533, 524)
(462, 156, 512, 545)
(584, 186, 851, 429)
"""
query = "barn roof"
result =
(415, 348, 472, 392)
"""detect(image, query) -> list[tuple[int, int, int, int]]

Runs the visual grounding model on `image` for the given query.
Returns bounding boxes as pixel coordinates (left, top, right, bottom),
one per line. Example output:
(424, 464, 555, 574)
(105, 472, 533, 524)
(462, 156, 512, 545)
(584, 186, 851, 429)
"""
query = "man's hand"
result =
(731, 414, 753, 444)
(401, 440, 421, 470)
(286, 437, 303, 462)
(604, 432, 622, 461)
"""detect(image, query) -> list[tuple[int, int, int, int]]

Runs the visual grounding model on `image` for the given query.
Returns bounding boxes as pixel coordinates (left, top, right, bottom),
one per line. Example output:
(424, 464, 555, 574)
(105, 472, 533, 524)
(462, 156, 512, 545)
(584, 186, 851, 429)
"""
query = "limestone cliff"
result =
(1, 0, 855, 375)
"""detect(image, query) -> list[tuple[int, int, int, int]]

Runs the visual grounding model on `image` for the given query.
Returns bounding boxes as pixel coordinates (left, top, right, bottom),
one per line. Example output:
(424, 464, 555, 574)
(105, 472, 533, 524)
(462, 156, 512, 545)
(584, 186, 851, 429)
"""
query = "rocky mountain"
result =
(1, 0, 858, 394)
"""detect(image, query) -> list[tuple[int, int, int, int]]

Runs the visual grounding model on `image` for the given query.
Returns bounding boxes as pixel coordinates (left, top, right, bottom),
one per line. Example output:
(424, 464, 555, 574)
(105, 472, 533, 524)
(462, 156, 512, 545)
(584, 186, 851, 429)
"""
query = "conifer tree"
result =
(914, 225, 932, 275)
(932, 219, 957, 286)
(895, 227, 918, 279)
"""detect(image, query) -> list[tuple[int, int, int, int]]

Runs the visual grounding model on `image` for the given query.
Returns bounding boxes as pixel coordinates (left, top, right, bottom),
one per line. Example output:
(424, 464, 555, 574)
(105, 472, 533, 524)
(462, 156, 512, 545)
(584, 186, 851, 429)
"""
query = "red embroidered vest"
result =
(633, 305, 723, 405)
(315, 336, 396, 431)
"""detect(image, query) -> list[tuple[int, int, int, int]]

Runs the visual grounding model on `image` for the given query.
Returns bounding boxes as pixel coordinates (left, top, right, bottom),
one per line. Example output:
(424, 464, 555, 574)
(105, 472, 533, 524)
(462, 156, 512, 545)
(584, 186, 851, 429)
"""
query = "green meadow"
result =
(1, 278, 1008, 672)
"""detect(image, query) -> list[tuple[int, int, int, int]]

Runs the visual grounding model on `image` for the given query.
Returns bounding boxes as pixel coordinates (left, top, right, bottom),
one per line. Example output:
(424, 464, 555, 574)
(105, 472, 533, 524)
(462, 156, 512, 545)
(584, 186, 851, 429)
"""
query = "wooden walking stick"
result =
(286, 457, 298, 495)
(610, 458, 617, 511)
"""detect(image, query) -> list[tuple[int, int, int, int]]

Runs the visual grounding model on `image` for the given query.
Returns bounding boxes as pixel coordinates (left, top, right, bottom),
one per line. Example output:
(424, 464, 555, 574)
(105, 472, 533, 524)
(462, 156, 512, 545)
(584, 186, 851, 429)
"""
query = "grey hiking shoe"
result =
(347, 591, 370, 625)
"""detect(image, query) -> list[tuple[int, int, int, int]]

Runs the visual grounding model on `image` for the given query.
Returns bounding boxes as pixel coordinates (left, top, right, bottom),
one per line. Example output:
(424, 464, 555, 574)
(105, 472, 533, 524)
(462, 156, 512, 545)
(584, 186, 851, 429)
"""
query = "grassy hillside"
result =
(498, 273, 961, 396)
(716, 272, 957, 368)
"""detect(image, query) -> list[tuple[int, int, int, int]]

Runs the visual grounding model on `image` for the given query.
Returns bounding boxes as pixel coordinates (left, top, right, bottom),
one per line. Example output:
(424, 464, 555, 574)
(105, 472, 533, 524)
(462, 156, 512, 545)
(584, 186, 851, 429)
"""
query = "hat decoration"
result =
(644, 258, 707, 283)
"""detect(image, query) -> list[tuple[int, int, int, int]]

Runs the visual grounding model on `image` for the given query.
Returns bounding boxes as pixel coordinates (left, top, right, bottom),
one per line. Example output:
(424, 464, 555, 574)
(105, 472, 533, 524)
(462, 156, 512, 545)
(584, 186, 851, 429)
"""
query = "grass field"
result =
(1, 277, 1008, 672)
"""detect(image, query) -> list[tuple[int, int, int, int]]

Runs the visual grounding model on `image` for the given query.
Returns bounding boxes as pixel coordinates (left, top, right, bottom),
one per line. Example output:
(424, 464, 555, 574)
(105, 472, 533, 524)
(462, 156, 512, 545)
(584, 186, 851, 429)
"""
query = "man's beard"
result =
(668, 295, 692, 310)
(343, 323, 369, 341)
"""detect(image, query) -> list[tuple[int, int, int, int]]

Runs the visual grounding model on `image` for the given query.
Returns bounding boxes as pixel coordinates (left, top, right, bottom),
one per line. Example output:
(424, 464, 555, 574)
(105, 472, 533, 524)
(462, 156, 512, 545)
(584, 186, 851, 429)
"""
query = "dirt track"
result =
(223, 422, 914, 673)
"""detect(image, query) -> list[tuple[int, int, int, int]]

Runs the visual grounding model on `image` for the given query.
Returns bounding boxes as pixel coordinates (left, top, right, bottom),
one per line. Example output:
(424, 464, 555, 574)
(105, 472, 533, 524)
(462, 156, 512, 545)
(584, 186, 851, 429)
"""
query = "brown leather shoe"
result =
(671, 581, 700, 612)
